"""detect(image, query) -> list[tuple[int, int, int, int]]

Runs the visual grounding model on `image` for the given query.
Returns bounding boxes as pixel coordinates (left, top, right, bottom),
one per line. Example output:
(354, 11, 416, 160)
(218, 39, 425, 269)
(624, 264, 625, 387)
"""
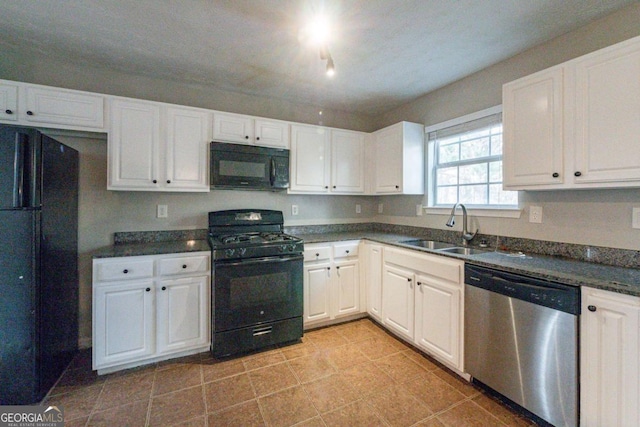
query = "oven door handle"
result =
(215, 254, 303, 267)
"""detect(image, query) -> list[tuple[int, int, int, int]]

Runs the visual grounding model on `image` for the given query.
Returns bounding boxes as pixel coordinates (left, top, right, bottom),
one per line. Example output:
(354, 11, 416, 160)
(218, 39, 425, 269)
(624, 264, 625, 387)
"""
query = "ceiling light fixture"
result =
(319, 45, 335, 77)
(326, 55, 335, 77)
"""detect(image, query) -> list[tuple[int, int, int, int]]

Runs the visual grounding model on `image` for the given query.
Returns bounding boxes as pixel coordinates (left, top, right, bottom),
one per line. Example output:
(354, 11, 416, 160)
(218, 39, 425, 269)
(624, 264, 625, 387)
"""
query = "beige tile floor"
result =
(45, 319, 537, 426)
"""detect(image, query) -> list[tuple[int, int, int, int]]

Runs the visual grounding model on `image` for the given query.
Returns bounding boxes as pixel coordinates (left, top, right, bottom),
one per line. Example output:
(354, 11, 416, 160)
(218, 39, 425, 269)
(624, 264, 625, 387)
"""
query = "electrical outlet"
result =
(157, 204, 168, 218)
(291, 205, 299, 216)
(416, 204, 423, 216)
(633, 207, 640, 229)
(378, 203, 384, 214)
(529, 205, 543, 223)
(355, 204, 361, 214)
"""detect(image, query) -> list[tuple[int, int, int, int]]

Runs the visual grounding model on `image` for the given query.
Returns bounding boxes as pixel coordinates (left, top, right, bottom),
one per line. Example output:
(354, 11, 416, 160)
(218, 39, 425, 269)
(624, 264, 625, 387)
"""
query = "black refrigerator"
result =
(0, 125, 78, 404)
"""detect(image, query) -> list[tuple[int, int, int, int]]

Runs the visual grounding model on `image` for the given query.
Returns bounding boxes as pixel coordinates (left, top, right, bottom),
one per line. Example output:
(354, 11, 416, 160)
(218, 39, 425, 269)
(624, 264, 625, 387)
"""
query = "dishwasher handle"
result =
(465, 264, 580, 315)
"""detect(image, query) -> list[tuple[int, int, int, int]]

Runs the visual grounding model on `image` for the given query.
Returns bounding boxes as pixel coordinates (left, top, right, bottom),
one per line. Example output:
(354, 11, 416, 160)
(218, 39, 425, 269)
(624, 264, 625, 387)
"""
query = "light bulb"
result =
(326, 57, 335, 77)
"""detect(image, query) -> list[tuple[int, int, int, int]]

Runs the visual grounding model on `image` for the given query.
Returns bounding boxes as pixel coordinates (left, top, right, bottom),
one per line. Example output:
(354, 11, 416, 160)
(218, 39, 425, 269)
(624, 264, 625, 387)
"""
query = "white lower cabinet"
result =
(382, 264, 415, 341)
(381, 245, 464, 371)
(93, 251, 210, 373)
(414, 273, 462, 369)
(581, 287, 640, 427)
(303, 241, 363, 327)
(364, 242, 383, 322)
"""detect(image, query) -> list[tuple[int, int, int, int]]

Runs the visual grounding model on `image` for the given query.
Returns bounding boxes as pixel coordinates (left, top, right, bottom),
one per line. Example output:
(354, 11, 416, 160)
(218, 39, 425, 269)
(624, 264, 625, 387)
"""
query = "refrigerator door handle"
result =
(13, 133, 29, 208)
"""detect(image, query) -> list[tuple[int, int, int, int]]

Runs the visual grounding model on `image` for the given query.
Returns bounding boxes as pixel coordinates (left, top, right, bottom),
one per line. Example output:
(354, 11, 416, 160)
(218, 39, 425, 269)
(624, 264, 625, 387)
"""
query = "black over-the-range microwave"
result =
(210, 142, 290, 190)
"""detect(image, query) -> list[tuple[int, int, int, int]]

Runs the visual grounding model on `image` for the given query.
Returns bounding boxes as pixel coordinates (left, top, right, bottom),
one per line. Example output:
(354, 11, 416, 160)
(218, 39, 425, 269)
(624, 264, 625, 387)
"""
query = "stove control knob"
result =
(288, 245, 294, 252)
(238, 248, 247, 256)
(224, 248, 235, 258)
(278, 245, 285, 252)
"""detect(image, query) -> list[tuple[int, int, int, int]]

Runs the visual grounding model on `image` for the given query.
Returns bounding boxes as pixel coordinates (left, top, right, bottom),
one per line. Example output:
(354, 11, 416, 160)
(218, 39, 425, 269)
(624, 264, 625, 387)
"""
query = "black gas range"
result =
(207, 209, 304, 357)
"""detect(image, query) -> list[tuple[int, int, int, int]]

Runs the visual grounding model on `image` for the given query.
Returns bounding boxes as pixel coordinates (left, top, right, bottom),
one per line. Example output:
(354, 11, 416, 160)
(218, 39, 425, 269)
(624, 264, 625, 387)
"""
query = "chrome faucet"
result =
(446, 203, 478, 246)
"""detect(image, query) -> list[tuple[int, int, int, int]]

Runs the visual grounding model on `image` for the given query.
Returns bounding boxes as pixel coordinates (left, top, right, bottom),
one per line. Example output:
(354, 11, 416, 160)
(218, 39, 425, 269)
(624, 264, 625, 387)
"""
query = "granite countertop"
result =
(92, 239, 211, 259)
(296, 231, 640, 297)
(92, 228, 640, 297)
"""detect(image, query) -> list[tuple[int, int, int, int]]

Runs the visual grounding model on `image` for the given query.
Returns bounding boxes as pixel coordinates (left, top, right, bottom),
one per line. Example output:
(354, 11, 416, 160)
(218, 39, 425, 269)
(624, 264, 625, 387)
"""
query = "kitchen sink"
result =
(399, 239, 456, 250)
(437, 246, 489, 255)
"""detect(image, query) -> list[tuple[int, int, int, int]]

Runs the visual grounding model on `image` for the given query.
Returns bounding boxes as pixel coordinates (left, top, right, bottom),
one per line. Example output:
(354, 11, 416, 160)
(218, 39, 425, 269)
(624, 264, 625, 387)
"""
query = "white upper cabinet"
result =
(572, 39, 640, 184)
(290, 124, 331, 192)
(213, 111, 290, 148)
(372, 121, 424, 194)
(165, 107, 210, 190)
(503, 35, 640, 190)
(503, 66, 564, 188)
(109, 99, 161, 190)
(331, 129, 365, 193)
(0, 80, 105, 130)
(109, 98, 210, 192)
(289, 124, 366, 194)
(0, 83, 18, 122)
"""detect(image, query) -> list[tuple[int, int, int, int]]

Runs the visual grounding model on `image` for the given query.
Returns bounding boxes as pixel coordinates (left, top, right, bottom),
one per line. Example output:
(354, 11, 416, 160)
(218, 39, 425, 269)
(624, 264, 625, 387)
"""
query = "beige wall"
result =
(375, 2, 640, 252)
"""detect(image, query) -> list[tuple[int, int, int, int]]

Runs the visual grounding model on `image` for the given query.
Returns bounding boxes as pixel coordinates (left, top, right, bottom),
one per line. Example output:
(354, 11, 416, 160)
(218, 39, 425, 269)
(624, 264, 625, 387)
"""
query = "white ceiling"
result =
(0, 0, 635, 115)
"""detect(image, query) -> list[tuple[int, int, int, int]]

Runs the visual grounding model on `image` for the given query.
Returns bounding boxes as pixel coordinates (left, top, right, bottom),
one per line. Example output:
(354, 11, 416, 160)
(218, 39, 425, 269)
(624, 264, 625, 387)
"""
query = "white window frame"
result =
(424, 106, 521, 219)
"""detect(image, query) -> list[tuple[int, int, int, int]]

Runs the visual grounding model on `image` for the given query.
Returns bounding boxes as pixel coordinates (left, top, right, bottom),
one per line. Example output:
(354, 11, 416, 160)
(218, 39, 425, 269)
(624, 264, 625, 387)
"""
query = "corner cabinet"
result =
(92, 251, 210, 374)
(372, 121, 424, 194)
(503, 35, 640, 190)
(108, 98, 210, 192)
(289, 124, 366, 194)
(364, 242, 383, 322)
(302, 241, 364, 327)
(581, 287, 640, 427)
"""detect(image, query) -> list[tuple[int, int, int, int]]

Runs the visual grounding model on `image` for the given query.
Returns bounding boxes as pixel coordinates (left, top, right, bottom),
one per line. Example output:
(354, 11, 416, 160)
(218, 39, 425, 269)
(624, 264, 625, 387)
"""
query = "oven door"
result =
(213, 254, 303, 332)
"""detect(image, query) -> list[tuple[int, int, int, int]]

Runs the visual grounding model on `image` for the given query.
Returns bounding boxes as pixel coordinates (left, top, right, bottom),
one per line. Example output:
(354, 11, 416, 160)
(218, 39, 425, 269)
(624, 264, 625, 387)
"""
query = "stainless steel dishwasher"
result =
(464, 264, 580, 427)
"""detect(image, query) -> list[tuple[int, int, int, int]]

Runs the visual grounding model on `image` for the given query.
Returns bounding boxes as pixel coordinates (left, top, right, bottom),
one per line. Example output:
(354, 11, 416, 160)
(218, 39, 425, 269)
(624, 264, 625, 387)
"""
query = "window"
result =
(428, 109, 517, 207)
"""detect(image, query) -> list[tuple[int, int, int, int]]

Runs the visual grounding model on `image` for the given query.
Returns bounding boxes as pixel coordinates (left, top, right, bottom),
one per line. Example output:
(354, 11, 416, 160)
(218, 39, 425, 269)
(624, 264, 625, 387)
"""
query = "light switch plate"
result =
(633, 207, 640, 229)
(378, 203, 384, 214)
(157, 204, 168, 218)
(416, 204, 423, 216)
(529, 205, 542, 223)
(355, 204, 361, 214)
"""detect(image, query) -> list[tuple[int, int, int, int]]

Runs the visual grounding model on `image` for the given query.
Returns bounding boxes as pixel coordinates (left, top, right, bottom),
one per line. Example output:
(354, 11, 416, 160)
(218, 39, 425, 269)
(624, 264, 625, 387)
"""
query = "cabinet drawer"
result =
(333, 242, 359, 259)
(304, 246, 331, 262)
(384, 247, 461, 284)
(95, 259, 154, 282)
(159, 255, 210, 276)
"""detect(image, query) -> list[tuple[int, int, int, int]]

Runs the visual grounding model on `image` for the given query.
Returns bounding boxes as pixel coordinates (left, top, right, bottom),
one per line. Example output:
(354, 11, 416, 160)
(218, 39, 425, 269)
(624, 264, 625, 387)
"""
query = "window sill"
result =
(423, 206, 522, 219)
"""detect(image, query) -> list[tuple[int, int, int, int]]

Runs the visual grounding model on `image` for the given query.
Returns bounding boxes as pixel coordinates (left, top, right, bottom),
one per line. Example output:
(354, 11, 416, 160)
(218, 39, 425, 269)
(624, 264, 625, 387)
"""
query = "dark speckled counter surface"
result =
(296, 231, 640, 297)
(93, 239, 211, 258)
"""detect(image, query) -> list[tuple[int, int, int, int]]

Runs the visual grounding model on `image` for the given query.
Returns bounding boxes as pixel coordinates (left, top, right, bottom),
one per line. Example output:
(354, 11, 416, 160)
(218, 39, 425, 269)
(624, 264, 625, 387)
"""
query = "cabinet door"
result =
(213, 112, 253, 144)
(581, 288, 640, 427)
(331, 130, 365, 193)
(157, 276, 210, 354)
(334, 259, 360, 317)
(374, 124, 403, 193)
(24, 86, 104, 129)
(503, 67, 564, 188)
(255, 119, 289, 148)
(303, 261, 332, 324)
(93, 281, 155, 368)
(290, 124, 330, 192)
(381, 264, 414, 341)
(365, 244, 383, 321)
(414, 275, 461, 369)
(165, 106, 210, 191)
(108, 99, 161, 190)
(573, 40, 640, 184)
(0, 83, 18, 122)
